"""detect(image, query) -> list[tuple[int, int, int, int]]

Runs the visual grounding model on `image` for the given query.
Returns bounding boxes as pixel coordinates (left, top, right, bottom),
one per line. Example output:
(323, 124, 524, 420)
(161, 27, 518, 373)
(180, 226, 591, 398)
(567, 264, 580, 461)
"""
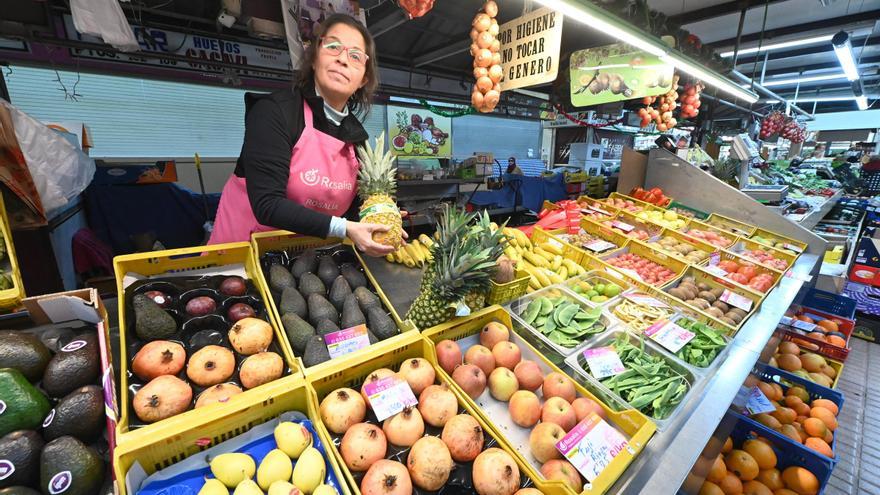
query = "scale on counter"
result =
(732, 134, 789, 202)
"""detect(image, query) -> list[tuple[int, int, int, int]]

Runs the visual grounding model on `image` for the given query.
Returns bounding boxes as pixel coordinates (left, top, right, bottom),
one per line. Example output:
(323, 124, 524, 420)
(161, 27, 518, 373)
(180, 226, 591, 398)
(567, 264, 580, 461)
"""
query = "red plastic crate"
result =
(780, 307, 854, 362)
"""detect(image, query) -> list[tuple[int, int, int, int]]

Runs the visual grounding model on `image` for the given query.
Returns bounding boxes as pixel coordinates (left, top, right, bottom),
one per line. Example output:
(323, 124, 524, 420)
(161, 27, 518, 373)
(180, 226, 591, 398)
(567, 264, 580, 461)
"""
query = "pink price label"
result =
(556, 413, 628, 482)
(363, 375, 418, 422)
(582, 346, 626, 379)
(623, 293, 668, 308)
(611, 221, 634, 232)
(324, 324, 371, 359)
(645, 320, 695, 353)
(745, 386, 777, 415)
(720, 289, 752, 311)
(709, 252, 721, 266)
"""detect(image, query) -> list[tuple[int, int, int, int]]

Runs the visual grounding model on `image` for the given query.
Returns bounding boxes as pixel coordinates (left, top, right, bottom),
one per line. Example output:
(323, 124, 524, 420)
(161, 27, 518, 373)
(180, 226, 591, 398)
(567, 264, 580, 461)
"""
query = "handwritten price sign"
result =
(583, 346, 625, 379)
(325, 324, 371, 359)
(363, 375, 417, 422)
(645, 320, 695, 353)
(556, 413, 628, 482)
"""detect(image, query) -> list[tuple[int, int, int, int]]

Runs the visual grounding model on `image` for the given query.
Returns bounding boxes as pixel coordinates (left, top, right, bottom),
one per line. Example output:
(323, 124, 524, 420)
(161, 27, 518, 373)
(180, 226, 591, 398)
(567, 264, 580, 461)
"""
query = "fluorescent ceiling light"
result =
(661, 54, 759, 103)
(720, 35, 833, 58)
(856, 96, 868, 110)
(761, 96, 863, 103)
(762, 73, 848, 87)
(832, 31, 860, 81)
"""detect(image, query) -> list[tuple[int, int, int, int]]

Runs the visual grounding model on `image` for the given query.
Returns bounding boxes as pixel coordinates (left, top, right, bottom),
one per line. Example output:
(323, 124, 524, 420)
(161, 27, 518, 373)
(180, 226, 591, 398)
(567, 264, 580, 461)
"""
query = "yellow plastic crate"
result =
(596, 239, 688, 290)
(113, 375, 350, 495)
(728, 238, 799, 271)
(487, 269, 531, 305)
(644, 228, 717, 266)
(545, 219, 630, 269)
(680, 218, 741, 249)
(749, 228, 808, 257)
(710, 249, 784, 294)
(422, 306, 656, 495)
(575, 196, 619, 221)
(306, 330, 551, 494)
(705, 213, 758, 237)
(531, 226, 586, 266)
(250, 229, 416, 376)
(112, 242, 301, 443)
(613, 210, 665, 241)
(663, 266, 764, 336)
(0, 194, 25, 309)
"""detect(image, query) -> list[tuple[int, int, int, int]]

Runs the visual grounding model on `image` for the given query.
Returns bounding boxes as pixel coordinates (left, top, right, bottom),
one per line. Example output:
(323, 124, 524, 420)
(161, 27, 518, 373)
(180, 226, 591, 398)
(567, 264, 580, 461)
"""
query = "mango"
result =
(292, 446, 325, 494)
(268, 480, 298, 495)
(275, 421, 311, 459)
(258, 448, 293, 490)
(198, 478, 229, 495)
(210, 452, 256, 488)
(233, 479, 263, 495)
(314, 485, 338, 495)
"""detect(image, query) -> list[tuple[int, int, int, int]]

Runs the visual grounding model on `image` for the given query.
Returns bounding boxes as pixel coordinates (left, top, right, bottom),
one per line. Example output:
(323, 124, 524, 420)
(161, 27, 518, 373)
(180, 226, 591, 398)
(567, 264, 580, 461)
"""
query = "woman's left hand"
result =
(347, 221, 399, 257)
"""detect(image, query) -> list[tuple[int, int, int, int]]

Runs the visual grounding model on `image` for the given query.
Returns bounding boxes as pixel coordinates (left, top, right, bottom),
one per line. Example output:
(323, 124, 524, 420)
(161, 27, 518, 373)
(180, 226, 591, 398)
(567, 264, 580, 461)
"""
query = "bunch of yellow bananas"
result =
(499, 227, 586, 292)
(385, 234, 434, 268)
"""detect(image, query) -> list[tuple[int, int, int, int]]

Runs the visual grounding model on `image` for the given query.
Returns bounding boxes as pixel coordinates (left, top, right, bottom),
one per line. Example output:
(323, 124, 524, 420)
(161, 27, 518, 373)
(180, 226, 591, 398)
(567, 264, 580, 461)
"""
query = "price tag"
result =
(324, 324, 371, 359)
(705, 264, 729, 278)
(720, 289, 753, 311)
(611, 221, 634, 232)
(0, 460, 13, 481)
(610, 267, 642, 281)
(585, 240, 617, 252)
(791, 319, 817, 332)
(583, 346, 626, 379)
(645, 320, 696, 353)
(363, 375, 418, 422)
(780, 316, 794, 326)
(782, 243, 804, 254)
(549, 238, 564, 249)
(0, 400, 5, 415)
(623, 293, 669, 308)
(709, 252, 721, 266)
(745, 386, 777, 415)
(588, 206, 612, 216)
(556, 413, 628, 483)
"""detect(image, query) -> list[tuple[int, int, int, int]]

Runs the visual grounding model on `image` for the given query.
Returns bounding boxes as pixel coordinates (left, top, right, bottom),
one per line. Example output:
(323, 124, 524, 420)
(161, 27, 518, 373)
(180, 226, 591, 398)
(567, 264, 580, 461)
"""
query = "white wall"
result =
(809, 109, 880, 131)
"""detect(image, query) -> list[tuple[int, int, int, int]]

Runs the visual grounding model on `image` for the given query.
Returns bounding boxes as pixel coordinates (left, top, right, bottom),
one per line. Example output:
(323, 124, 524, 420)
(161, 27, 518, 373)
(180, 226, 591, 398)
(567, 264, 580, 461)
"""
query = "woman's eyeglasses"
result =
(321, 38, 369, 67)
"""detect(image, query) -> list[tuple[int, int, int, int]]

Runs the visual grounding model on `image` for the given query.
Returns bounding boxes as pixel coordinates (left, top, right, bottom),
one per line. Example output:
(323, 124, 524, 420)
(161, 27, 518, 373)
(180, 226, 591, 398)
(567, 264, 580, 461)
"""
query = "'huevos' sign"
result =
(498, 7, 563, 91)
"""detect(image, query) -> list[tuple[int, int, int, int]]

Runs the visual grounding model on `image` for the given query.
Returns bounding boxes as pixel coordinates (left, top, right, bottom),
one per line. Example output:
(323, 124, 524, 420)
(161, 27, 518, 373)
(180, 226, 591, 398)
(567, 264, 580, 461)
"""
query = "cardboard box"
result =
(848, 236, 880, 287)
(93, 160, 178, 185)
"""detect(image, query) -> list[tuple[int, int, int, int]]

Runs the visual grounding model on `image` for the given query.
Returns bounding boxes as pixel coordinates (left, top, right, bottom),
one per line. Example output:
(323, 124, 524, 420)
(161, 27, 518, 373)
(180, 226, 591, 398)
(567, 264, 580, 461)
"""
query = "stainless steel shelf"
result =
(603, 253, 820, 495)
(793, 189, 844, 231)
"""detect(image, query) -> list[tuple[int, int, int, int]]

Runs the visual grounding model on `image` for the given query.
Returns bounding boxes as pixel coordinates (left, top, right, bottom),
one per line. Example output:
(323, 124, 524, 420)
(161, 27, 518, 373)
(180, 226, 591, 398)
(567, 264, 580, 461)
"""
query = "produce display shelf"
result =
(795, 189, 844, 231)
(596, 253, 820, 495)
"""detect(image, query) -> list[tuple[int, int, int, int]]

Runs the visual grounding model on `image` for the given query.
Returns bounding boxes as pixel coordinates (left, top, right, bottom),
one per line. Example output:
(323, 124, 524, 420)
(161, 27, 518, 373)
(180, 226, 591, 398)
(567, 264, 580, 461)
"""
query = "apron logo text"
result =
(299, 169, 353, 190)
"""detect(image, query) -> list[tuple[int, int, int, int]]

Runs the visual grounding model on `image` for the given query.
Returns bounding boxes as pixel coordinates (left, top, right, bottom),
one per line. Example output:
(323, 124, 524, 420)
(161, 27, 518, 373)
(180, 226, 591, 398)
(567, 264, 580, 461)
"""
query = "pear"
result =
(268, 480, 298, 495)
(210, 452, 256, 488)
(257, 448, 294, 490)
(274, 421, 311, 459)
(313, 484, 338, 495)
(198, 478, 229, 495)
(233, 479, 264, 495)
(292, 446, 325, 494)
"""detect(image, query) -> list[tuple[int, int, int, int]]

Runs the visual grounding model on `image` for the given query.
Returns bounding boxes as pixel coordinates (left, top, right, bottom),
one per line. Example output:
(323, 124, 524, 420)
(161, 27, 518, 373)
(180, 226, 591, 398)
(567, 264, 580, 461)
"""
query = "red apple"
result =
(528, 422, 565, 463)
(465, 345, 496, 377)
(480, 321, 510, 349)
(488, 367, 519, 402)
(571, 397, 607, 422)
(542, 372, 576, 403)
(508, 390, 541, 428)
(541, 459, 583, 493)
(452, 364, 486, 399)
(514, 360, 544, 391)
(436, 339, 462, 375)
(492, 341, 522, 370)
(541, 397, 577, 432)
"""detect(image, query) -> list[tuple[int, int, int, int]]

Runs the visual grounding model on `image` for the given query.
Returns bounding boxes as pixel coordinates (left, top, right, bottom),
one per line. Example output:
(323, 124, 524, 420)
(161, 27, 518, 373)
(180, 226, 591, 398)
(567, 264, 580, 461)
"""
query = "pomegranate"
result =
(436, 339, 462, 374)
(397, 358, 435, 395)
(480, 321, 510, 349)
(382, 406, 425, 447)
(407, 436, 454, 491)
(361, 368, 396, 407)
(319, 388, 366, 435)
(418, 384, 458, 427)
(361, 459, 412, 495)
(452, 363, 487, 399)
(441, 414, 484, 462)
(473, 448, 521, 495)
(340, 423, 387, 472)
(465, 344, 496, 377)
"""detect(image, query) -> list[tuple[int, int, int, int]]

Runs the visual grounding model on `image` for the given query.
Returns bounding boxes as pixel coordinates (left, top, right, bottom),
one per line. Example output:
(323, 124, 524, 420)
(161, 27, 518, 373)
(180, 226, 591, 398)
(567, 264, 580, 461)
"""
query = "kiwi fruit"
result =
(712, 301, 729, 312)
(711, 287, 724, 298)
(697, 283, 711, 292)
(726, 312, 744, 324)
(705, 307, 724, 318)
(719, 316, 737, 326)
(698, 291, 717, 303)
(728, 308, 748, 319)
(669, 288, 688, 299)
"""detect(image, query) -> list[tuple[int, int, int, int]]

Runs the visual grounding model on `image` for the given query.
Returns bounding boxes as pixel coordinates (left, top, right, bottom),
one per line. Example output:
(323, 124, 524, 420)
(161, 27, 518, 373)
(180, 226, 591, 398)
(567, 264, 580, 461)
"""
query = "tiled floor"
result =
(824, 337, 880, 495)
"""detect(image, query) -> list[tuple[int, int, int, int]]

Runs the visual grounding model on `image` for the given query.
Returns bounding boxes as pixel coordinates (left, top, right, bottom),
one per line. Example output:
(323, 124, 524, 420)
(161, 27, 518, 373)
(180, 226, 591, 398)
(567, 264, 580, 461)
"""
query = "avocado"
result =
(307, 294, 338, 327)
(298, 273, 326, 299)
(0, 369, 51, 437)
(268, 264, 295, 293)
(0, 430, 44, 488)
(280, 313, 315, 355)
(367, 330, 378, 345)
(279, 286, 307, 318)
(41, 333, 100, 399)
(353, 286, 381, 312)
(317, 256, 340, 288)
(133, 294, 176, 341)
(0, 487, 40, 495)
(40, 436, 104, 495)
(42, 386, 104, 443)
(341, 264, 367, 289)
(328, 276, 352, 312)
(315, 319, 340, 337)
(341, 294, 366, 329)
(302, 336, 331, 368)
(366, 307, 398, 341)
(291, 249, 318, 279)
(0, 332, 51, 383)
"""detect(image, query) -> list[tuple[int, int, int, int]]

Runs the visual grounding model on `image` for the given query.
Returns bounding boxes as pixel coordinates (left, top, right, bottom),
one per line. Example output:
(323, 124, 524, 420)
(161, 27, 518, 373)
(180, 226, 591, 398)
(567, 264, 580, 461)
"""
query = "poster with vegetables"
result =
(386, 105, 452, 158)
(569, 43, 674, 107)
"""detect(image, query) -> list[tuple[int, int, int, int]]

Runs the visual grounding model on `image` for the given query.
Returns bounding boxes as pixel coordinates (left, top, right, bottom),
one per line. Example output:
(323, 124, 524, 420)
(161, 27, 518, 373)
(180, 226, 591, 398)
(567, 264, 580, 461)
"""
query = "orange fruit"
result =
(779, 424, 801, 444)
(701, 481, 726, 495)
(810, 407, 838, 431)
(806, 332, 827, 341)
(722, 436, 734, 454)
(770, 407, 797, 425)
(811, 399, 839, 416)
(726, 449, 760, 481)
(795, 315, 814, 323)
(771, 384, 784, 401)
(754, 413, 782, 431)
(794, 402, 811, 417)
(743, 439, 778, 470)
(823, 429, 833, 445)
(742, 480, 773, 495)
(804, 437, 833, 458)
(774, 490, 799, 495)
(826, 335, 846, 347)
(802, 417, 827, 438)
(783, 396, 803, 409)
(778, 342, 800, 355)
(776, 354, 801, 372)
(757, 382, 776, 401)
(719, 471, 744, 495)
(755, 436, 773, 447)
(816, 320, 838, 332)
(709, 454, 728, 483)
(757, 468, 784, 490)
(781, 466, 819, 495)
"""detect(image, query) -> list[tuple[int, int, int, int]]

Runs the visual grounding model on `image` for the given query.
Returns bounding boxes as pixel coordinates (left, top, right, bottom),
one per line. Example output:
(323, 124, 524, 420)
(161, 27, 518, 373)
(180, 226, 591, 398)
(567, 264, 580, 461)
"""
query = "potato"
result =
(698, 291, 717, 303)
(697, 283, 711, 292)
(705, 307, 724, 319)
(668, 288, 688, 300)
(195, 382, 242, 408)
(228, 318, 274, 355)
(711, 287, 724, 298)
(134, 375, 192, 423)
(187, 345, 235, 386)
(239, 352, 284, 389)
(712, 301, 729, 312)
(719, 316, 737, 326)
(132, 340, 186, 381)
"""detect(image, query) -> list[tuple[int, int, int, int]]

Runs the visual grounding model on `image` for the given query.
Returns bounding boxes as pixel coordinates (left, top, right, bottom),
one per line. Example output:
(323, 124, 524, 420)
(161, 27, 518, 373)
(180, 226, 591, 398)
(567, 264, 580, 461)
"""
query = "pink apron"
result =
(208, 101, 359, 244)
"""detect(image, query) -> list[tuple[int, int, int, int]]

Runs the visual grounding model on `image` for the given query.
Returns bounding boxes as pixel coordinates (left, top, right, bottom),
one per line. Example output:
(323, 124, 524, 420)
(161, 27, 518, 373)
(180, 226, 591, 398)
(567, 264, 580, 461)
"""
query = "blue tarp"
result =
(469, 173, 566, 212)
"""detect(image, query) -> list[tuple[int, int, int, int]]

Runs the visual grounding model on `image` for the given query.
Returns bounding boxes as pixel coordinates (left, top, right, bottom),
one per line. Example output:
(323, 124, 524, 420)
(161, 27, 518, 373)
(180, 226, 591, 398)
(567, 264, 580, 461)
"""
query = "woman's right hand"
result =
(346, 221, 396, 257)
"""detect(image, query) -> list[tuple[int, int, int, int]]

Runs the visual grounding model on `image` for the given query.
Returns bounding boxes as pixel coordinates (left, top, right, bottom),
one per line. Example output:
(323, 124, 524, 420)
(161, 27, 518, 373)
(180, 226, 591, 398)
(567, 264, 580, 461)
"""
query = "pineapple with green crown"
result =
(406, 205, 508, 330)
(357, 131, 403, 248)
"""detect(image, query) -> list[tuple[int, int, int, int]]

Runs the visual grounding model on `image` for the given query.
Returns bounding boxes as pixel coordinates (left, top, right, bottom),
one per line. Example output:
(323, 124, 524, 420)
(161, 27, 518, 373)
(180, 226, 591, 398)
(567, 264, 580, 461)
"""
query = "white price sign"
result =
(583, 346, 626, 379)
(745, 386, 777, 415)
(720, 289, 753, 311)
(556, 413, 628, 482)
(623, 293, 668, 308)
(611, 221, 634, 232)
(585, 240, 617, 252)
(645, 320, 695, 353)
(705, 264, 729, 278)
(363, 375, 418, 422)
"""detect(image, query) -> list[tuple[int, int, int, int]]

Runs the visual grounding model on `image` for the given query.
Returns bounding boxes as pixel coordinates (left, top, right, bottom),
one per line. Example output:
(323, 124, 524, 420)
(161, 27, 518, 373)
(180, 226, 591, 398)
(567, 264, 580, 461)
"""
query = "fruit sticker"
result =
(48, 471, 72, 494)
(363, 375, 418, 422)
(582, 346, 625, 379)
(0, 460, 13, 481)
(43, 408, 55, 428)
(61, 340, 87, 352)
(386, 105, 451, 158)
(556, 412, 628, 482)
(0, 400, 5, 415)
(324, 324, 371, 359)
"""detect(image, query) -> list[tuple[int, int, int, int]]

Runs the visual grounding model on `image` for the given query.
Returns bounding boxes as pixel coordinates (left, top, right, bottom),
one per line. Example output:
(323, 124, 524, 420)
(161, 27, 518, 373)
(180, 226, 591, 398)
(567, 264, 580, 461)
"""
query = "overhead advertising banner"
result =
(498, 7, 563, 91)
(62, 15, 292, 80)
(297, 0, 366, 41)
(569, 43, 674, 107)
(386, 106, 451, 158)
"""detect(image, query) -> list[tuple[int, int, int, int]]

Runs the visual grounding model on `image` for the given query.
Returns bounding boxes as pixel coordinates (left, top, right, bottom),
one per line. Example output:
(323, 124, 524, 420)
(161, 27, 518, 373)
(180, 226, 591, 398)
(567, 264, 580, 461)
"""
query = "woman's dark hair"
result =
(297, 13, 379, 116)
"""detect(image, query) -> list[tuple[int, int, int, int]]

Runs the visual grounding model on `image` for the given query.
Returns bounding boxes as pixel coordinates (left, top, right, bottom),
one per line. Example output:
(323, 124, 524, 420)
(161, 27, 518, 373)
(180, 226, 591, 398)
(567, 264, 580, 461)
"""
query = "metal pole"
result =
(732, 8, 748, 68)
(730, 70, 814, 119)
(759, 52, 769, 85)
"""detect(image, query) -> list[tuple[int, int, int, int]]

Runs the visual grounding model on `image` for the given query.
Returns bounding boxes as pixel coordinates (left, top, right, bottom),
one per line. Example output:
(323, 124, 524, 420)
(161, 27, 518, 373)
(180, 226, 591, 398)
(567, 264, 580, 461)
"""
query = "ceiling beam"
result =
(732, 35, 880, 66)
(761, 55, 880, 77)
(669, 0, 787, 26)
(413, 38, 471, 67)
(710, 9, 880, 48)
(368, 9, 409, 38)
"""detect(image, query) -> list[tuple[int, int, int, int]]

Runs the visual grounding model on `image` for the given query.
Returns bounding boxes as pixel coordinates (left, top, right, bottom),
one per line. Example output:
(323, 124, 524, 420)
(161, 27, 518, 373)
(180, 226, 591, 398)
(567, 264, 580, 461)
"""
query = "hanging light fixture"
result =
(831, 31, 860, 81)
